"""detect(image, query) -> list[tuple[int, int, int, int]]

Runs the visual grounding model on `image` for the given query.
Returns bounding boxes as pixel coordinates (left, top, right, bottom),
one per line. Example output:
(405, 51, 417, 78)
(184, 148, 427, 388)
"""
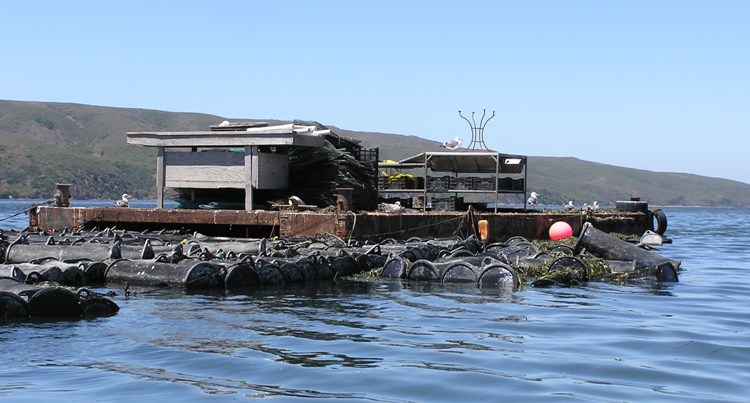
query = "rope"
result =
(285, 214, 337, 238)
(269, 210, 281, 239)
(468, 207, 479, 240)
(0, 199, 55, 223)
(357, 214, 466, 240)
(347, 211, 357, 245)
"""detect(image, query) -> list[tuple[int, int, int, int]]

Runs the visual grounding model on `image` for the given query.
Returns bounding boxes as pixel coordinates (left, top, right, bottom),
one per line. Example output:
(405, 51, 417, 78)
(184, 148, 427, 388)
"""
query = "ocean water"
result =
(0, 200, 748, 402)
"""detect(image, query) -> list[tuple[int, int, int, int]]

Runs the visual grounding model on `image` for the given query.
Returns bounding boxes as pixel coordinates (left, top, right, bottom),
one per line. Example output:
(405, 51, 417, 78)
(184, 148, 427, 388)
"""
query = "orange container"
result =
(478, 219, 489, 241)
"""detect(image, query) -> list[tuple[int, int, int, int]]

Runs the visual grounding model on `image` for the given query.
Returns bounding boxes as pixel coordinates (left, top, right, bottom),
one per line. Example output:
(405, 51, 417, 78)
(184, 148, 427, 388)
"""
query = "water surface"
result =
(1, 201, 748, 401)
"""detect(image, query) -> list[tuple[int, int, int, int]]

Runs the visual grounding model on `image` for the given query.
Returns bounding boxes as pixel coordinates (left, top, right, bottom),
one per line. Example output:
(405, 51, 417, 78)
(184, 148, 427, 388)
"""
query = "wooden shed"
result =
(126, 122, 327, 210)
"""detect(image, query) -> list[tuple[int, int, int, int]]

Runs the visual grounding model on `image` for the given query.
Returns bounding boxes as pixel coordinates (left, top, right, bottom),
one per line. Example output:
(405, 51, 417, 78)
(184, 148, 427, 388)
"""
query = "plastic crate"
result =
(377, 176, 388, 189)
(497, 177, 513, 190)
(388, 177, 408, 189)
(427, 176, 450, 191)
(449, 177, 473, 190)
(357, 148, 379, 162)
(430, 196, 456, 211)
(473, 177, 496, 190)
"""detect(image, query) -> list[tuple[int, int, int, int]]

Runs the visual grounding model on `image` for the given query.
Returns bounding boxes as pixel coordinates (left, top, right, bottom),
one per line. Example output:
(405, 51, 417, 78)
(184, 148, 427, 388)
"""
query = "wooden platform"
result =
(28, 206, 654, 242)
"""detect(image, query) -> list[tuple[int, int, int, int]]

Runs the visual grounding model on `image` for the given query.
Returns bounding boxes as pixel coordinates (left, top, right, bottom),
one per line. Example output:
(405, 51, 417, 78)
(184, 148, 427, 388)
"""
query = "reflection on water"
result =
(1, 204, 749, 401)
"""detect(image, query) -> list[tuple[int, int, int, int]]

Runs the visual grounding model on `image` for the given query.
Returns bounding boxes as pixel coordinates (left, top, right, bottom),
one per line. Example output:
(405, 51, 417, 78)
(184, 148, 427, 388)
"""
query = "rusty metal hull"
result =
(29, 206, 653, 242)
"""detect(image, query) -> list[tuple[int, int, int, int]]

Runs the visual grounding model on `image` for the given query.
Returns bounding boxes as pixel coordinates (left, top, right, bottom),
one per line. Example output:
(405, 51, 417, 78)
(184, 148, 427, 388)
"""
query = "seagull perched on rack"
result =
(441, 136, 462, 150)
(527, 192, 539, 206)
(114, 193, 131, 208)
(564, 201, 574, 211)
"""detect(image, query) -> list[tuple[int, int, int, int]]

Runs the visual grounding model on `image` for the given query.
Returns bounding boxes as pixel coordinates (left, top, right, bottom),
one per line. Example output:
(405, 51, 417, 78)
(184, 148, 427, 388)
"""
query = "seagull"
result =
(379, 200, 405, 213)
(288, 195, 305, 206)
(583, 201, 600, 213)
(441, 136, 462, 150)
(636, 230, 663, 249)
(527, 192, 539, 205)
(564, 201, 574, 211)
(114, 193, 131, 207)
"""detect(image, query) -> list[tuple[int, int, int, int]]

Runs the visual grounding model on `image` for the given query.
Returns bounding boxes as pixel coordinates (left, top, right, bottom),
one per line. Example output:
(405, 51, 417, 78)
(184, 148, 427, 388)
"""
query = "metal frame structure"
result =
(459, 109, 495, 151)
(379, 151, 528, 213)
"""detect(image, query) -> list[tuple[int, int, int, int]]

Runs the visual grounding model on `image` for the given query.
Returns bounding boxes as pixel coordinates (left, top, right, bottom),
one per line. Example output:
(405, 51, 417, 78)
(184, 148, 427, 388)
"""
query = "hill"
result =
(1, 99, 749, 206)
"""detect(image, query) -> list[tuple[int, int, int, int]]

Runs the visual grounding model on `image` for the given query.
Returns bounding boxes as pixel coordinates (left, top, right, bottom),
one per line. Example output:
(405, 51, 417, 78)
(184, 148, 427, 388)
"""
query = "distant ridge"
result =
(1, 99, 749, 206)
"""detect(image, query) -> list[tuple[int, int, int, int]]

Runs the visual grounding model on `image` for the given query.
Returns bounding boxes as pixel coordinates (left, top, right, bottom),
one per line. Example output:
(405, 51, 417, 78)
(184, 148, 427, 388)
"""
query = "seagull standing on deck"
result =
(288, 195, 305, 206)
(564, 201, 574, 211)
(114, 193, 131, 207)
(527, 192, 539, 206)
(379, 200, 405, 213)
(441, 136, 462, 150)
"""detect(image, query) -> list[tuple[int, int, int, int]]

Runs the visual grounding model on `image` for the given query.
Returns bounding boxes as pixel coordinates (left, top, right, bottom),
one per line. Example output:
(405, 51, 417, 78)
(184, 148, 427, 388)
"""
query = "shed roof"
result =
(127, 123, 327, 147)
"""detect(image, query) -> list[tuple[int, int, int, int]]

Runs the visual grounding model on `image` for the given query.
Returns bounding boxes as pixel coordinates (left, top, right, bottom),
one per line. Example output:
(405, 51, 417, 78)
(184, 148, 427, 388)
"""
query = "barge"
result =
(2, 122, 677, 321)
(29, 203, 657, 242)
(27, 121, 661, 240)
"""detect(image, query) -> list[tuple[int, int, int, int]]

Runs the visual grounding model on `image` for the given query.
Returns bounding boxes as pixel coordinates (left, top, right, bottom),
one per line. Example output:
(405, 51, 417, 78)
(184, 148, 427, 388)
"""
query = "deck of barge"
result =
(29, 206, 654, 242)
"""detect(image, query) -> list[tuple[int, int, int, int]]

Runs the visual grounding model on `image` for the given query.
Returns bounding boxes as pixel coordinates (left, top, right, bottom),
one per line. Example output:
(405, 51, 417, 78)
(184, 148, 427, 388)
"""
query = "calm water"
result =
(1, 200, 749, 402)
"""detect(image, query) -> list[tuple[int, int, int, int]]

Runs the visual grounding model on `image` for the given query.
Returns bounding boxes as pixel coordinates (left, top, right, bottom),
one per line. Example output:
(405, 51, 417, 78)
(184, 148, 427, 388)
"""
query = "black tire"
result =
(652, 209, 668, 235)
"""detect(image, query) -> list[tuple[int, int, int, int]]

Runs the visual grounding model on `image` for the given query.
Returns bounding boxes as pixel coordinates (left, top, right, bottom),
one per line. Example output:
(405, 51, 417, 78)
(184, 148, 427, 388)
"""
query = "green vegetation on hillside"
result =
(1, 99, 749, 206)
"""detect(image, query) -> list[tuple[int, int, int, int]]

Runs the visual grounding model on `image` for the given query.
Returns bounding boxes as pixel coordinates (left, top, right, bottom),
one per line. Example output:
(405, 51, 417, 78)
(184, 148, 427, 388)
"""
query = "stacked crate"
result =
(357, 148, 379, 163)
(427, 175, 451, 191)
(430, 195, 456, 211)
(497, 177, 514, 191)
(473, 177, 496, 191)
(449, 176, 472, 190)
(377, 176, 388, 189)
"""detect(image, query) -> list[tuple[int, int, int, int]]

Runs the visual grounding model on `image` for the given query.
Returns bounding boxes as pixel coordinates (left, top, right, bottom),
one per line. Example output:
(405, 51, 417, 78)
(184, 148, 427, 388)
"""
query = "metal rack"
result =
(378, 151, 528, 212)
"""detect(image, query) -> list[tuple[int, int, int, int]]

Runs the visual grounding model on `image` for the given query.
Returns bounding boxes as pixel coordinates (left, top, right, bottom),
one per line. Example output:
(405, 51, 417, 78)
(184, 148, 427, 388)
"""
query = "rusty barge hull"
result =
(29, 206, 653, 242)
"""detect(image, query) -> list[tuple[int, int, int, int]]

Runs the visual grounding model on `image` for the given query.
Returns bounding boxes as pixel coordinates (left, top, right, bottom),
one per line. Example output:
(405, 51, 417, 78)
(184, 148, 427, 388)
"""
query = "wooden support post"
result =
(156, 147, 165, 209)
(250, 146, 258, 211)
(336, 188, 353, 212)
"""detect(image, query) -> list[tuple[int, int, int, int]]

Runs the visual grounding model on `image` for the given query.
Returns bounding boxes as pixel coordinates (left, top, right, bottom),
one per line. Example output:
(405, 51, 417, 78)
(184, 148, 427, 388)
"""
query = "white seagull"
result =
(564, 201, 574, 210)
(288, 195, 305, 206)
(114, 193, 132, 208)
(441, 136, 462, 150)
(379, 200, 405, 213)
(527, 192, 539, 205)
(583, 201, 600, 212)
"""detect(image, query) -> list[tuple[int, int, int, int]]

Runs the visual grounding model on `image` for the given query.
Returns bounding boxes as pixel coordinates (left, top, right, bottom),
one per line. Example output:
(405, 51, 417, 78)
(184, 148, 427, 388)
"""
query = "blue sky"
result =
(3, 1, 749, 184)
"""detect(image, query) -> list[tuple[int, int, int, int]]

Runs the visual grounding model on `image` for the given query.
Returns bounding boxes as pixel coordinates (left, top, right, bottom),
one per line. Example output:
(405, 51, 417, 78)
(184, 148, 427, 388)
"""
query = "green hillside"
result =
(1, 99, 749, 206)
(0, 101, 219, 199)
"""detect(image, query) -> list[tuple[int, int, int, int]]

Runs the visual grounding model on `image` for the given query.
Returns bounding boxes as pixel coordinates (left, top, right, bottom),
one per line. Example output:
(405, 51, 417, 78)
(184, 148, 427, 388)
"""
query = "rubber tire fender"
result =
(652, 209, 668, 235)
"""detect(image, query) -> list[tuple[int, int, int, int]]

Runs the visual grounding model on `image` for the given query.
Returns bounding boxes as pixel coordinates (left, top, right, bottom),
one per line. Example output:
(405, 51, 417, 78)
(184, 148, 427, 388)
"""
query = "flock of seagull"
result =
(530, 193, 599, 211)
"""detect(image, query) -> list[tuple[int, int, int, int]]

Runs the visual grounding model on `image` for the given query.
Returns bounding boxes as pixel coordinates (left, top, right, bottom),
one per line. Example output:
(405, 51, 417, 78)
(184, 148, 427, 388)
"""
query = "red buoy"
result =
(549, 221, 573, 241)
